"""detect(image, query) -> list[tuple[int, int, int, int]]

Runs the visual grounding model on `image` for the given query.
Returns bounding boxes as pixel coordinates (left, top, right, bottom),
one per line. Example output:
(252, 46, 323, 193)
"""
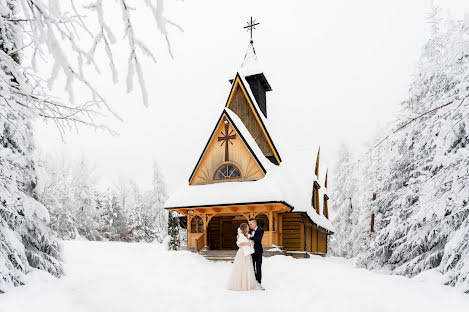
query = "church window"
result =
(190, 216, 204, 233)
(213, 164, 241, 180)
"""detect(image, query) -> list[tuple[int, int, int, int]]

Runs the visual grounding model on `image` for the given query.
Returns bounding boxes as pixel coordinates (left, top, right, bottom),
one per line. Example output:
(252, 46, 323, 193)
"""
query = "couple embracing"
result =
(227, 218, 265, 291)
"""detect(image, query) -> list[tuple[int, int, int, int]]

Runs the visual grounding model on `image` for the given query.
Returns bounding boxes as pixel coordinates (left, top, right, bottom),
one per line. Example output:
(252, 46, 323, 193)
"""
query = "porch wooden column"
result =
(204, 214, 215, 247)
(278, 214, 283, 246)
(269, 210, 273, 231)
(203, 214, 208, 247)
(187, 214, 193, 248)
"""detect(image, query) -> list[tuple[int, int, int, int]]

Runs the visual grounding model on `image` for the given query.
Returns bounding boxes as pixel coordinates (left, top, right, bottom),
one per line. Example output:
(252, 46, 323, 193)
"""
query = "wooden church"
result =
(164, 34, 334, 255)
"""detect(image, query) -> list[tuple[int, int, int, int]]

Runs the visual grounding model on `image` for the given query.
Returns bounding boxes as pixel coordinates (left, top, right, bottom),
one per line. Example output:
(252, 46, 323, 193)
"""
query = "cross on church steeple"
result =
(218, 122, 236, 161)
(244, 16, 259, 44)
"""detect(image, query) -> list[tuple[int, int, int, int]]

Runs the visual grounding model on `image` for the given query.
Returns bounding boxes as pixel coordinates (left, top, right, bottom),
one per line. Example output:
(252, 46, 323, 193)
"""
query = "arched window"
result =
(213, 164, 241, 180)
(255, 214, 269, 231)
(190, 216, 204, 233)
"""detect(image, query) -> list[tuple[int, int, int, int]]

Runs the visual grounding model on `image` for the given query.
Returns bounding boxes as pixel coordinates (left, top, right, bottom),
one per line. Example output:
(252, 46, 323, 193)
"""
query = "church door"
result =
(221, 220, 234, 249)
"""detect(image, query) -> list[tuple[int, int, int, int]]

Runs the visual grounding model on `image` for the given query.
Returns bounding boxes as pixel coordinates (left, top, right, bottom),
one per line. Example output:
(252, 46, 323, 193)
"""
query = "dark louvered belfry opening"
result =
(245, 73, 272, 118)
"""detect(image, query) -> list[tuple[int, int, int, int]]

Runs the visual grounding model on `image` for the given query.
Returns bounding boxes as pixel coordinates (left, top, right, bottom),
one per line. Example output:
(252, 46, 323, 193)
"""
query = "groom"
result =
(248, 218, 264, 289)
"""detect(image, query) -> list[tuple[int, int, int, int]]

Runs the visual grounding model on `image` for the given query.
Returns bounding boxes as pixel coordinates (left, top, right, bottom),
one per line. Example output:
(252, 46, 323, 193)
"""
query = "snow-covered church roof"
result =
(165, 43, 333, 233)
(165, 108, 333, 232)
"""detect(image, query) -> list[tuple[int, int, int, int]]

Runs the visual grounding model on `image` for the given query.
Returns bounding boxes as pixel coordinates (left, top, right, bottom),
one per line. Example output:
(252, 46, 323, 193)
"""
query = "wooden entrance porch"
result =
(170, 202, 292, 251)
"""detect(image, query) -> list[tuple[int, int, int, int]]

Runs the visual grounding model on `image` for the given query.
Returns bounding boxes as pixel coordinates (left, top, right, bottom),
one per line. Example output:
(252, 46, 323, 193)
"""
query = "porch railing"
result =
(195, 233, 205, 252)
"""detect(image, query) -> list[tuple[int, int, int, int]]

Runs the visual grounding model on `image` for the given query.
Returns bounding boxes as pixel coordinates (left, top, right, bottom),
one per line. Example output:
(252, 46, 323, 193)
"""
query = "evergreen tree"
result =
(357, 14, 469, 292)
(38, 155, 99, 240)
(96, 190, 127, 241)
(332, 13, 469, 292)
(167, 211, 180, 251)
(0, 2, 62, 292)
(329, 143, 357, 256)
(149, 161, 168, 242)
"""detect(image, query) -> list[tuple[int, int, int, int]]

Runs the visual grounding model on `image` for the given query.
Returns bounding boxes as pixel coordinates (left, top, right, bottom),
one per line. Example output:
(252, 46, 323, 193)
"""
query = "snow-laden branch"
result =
(1, 0, 181, 134)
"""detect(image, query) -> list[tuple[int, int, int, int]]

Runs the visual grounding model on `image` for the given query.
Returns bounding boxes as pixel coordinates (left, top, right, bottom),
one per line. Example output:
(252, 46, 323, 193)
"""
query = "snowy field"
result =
(1, 241, 468, 312)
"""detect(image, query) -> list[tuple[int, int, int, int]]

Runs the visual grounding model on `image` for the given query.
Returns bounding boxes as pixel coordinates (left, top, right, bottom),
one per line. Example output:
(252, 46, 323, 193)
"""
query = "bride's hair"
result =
(239, 223, 249, 236)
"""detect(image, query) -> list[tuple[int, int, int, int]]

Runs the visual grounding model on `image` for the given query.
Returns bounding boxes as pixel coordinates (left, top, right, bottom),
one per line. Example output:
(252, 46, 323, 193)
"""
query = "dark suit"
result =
(249, 226, 264, 284)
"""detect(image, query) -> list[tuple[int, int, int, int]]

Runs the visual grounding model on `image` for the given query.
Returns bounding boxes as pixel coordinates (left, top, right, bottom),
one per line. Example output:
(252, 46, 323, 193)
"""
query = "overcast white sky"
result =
(35, 0, 469, 193)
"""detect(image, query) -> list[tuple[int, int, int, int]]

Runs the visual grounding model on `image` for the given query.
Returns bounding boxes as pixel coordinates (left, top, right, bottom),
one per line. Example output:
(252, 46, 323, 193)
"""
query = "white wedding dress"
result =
(227, 229, 261, 291)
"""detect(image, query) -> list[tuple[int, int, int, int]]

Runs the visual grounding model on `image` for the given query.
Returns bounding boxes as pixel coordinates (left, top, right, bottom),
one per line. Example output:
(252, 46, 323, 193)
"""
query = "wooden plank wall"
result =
(312, 228, 318, 251)
(281, 213, 303, 251)
(318, 232, 327, 254)
(306, 226, 312, 252)
(281, 213, 329, 253)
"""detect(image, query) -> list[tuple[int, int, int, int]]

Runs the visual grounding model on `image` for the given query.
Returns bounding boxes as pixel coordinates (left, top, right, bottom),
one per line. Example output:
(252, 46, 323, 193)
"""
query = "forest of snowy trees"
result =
(37, 155, 169, 243)
(330, 12, 469, 293)
(0, 0, 177, 293)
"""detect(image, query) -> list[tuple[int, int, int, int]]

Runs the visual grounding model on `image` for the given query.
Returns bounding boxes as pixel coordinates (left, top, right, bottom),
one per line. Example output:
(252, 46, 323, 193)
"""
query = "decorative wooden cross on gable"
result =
(218, 122, 236, 161)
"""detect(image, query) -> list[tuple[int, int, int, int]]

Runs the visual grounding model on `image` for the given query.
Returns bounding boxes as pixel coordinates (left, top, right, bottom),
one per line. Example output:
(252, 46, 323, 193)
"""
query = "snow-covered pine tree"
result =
(71, 157, 99, 239)
(38, 155, 99, 240)
(364, 13, 468, 291)
(37, 154, 79, 239)
(167, 211, 180, 250)
(149, 161, 168, 242)
(111, 176, 135, 241)
(96, 189, 127, 241)
(329, 143, 358, 257)
(335, 12, 469, 292)
(0, 2, 62, 292)
(125, 179, 145, 242)
(345, 129, 392, 258)
(126, 163, 168, 243)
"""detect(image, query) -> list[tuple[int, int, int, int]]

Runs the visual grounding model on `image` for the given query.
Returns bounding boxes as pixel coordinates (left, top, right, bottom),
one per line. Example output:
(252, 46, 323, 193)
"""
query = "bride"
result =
(227, 223, 262, 291)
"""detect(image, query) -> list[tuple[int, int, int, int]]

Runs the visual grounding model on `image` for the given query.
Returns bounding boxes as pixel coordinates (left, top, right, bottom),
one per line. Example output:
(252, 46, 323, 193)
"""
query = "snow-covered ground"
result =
(1, 241, 468, 312)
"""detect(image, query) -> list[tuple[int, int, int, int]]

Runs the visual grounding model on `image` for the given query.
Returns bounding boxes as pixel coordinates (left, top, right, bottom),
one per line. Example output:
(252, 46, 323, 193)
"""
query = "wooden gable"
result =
(189, 111, 266, 185)
(226, 74, 281, 165)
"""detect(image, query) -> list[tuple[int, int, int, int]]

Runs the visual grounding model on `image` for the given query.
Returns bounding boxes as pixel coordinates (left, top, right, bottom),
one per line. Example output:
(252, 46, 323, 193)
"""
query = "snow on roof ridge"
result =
(237, 41, 265, 78)
(241, 42, 258, 68)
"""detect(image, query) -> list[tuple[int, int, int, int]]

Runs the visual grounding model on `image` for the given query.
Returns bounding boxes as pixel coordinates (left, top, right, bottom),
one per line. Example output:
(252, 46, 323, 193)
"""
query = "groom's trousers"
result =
(252, 252, 262, 283)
